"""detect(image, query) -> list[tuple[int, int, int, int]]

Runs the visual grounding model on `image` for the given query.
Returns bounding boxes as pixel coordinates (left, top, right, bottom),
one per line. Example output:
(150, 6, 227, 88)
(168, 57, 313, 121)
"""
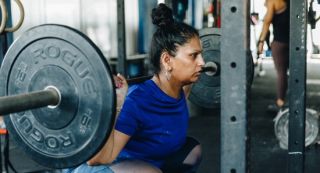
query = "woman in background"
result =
(258, 0, 289, 111)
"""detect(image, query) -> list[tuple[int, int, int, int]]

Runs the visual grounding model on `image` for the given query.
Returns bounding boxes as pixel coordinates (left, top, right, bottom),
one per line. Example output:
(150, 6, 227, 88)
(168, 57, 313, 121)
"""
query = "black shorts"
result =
(161, 136, 200, 173)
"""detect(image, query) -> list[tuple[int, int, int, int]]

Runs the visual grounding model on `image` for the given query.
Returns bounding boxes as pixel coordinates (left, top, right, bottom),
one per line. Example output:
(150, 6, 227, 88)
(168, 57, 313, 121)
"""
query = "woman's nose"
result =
(198, 55, 205, 66)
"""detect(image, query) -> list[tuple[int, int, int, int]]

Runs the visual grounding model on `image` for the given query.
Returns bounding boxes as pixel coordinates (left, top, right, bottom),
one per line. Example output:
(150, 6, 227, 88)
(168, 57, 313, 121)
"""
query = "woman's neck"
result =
(152, 73, 182, 99)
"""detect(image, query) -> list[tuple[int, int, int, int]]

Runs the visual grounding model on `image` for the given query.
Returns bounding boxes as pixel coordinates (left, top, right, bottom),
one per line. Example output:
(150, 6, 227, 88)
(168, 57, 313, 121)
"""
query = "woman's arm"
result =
(87, 130, 130, 165)
(258, 0, 275, 54)
(87, 74, 130, 165)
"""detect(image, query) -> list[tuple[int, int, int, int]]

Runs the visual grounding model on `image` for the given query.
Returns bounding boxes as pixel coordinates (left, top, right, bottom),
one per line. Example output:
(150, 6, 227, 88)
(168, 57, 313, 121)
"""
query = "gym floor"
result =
(2, 57, 320, 173)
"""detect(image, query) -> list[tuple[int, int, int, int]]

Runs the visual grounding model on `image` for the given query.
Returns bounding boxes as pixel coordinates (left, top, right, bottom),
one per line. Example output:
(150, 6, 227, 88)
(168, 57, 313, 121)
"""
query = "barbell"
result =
(0, 67, 215, 115)
(0, 24, 220, 169)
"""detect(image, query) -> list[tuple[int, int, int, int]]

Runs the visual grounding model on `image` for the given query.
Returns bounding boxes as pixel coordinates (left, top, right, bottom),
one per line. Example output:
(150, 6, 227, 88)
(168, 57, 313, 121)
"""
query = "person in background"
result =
(263, 0, 272, 56)
(64, 3, 203, 173)
(265, 29, 271, 53)
(257, 0, 289, 111)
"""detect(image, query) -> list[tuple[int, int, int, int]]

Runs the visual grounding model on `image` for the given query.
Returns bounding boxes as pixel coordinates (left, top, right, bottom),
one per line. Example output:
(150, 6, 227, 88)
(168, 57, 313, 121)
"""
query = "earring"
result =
(165, 69, 171, 81)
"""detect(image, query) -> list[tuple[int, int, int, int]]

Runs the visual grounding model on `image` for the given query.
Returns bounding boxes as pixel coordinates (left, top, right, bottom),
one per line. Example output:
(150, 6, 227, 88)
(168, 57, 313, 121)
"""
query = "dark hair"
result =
(150, 3, 199, 74)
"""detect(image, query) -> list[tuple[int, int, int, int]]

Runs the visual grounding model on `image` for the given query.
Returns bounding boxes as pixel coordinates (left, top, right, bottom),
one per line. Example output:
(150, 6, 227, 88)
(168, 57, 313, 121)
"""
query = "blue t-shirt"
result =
(115, 80, 189, 168)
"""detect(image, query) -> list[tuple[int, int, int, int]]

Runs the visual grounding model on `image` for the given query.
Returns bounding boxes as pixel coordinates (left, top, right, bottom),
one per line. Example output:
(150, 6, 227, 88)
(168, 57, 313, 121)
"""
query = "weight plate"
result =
(0, 24, 116, 168)
(274, 108, 319, 149)
(189, 28, 221, 108)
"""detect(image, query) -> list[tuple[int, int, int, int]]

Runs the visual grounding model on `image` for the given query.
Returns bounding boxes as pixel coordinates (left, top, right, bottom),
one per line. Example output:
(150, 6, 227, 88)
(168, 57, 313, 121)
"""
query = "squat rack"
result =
(221, 0, 307, 173)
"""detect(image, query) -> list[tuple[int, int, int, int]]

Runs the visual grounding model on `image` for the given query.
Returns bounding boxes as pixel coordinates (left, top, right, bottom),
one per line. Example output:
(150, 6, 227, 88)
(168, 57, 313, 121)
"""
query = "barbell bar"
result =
(0, 65, 215, 116)
(0, 88, 60, 115)
(127, 65, 216, 85)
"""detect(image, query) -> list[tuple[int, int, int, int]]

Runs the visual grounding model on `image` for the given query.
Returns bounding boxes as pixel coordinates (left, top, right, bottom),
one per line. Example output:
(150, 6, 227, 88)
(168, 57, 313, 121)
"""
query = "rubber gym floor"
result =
(1, 57, 320, 173)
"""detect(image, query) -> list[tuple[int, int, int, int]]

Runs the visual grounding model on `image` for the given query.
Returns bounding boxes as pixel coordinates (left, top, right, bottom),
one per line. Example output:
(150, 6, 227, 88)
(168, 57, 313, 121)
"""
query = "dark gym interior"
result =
(1, 0, 320, 173)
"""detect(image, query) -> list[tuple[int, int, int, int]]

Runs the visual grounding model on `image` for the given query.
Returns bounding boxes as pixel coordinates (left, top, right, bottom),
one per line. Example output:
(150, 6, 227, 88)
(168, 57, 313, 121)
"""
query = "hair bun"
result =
(151, 3, 174, 27)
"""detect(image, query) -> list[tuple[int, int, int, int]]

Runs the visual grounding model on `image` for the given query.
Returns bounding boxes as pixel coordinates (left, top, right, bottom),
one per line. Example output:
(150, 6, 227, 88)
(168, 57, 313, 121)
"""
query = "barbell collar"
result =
(0, 88, 60, 115)
(200, 66, 217, 73)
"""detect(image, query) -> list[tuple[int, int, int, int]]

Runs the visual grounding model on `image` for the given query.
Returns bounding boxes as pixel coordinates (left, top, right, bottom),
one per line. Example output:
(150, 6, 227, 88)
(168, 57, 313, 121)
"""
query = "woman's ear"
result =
(160, 52, 172, 70)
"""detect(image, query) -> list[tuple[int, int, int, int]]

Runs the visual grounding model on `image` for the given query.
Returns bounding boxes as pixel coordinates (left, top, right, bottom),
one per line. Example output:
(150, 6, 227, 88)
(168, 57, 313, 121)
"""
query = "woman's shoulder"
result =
(271, 0, 287, 12)
(269, 0, 286, 3)
(127, 80, 154, 98)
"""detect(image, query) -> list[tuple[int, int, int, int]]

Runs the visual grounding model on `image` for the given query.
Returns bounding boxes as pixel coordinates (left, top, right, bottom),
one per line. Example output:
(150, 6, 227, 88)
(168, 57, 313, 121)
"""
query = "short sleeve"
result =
(115, 99, 139, 136)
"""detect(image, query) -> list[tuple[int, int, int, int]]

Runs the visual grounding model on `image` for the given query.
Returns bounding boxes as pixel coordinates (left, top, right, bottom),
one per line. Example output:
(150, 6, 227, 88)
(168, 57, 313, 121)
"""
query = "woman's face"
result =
(170, 36, 204, 84)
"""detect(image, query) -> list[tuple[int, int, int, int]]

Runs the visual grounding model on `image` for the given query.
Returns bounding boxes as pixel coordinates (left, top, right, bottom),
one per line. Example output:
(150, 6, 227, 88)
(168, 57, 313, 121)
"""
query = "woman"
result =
(64, 3, 204, 173)
(258, 0, 289, 111)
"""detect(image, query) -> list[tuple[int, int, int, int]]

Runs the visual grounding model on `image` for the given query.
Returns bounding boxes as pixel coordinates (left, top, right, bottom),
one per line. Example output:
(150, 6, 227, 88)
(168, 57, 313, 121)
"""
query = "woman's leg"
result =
(110, 160, 162, 173)
(63, 160, 161, 173)
(62, 163, 114, 173)
(271, 41, 289, 107)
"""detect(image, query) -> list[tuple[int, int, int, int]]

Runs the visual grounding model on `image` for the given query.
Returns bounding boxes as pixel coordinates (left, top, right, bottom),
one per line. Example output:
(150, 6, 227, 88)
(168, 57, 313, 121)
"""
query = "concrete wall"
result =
(10, 0, 139, 59)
